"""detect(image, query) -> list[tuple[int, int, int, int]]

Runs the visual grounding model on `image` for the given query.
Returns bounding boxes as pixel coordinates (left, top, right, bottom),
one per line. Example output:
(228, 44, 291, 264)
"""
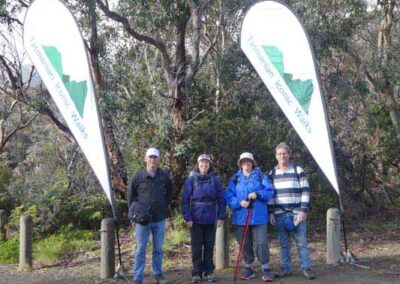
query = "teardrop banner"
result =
(23, 0, 114, 207)
(241, 0, 341, 204)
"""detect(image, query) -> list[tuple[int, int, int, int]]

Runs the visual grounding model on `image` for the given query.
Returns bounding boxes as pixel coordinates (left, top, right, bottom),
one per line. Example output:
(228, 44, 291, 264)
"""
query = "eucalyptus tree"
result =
(348, 0, 400, 207)
(94, 0, 241, 197)
(0, 1, 38, 154)
(0, 0, 130, 199)
(293, 0, 400, 209)
(0, 0, 74, 142)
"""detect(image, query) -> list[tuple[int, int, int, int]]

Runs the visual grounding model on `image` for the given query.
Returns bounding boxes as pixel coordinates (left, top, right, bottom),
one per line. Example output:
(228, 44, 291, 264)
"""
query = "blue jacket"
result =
(182, 172, 226, 224)
(225, 168, 273, 225)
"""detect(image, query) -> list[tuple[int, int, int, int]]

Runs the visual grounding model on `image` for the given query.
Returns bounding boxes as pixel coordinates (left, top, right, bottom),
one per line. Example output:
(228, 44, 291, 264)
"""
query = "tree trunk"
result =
(94, 1, 220, 201)
(168, 16, 189, 204)
(377, 0, 400, 140)
(88, 0, 127, 198)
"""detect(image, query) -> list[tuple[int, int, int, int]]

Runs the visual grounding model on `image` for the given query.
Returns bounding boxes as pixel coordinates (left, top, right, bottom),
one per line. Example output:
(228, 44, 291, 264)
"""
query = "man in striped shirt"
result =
(268, 142, 315, 280)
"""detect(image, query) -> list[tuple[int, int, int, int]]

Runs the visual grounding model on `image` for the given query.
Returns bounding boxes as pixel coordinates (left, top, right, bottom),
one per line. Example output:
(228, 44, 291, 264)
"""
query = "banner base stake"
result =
(113, 263, 129, 282)
(339, 249, 357, 264)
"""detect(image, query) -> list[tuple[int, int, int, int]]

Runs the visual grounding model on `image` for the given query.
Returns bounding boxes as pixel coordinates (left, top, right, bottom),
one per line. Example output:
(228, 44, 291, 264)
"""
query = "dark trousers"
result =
(190, 223, 216, 276)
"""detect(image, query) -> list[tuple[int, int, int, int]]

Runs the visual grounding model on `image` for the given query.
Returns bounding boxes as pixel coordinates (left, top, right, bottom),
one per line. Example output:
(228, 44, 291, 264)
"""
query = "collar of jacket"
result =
(144, 167, 161, 179)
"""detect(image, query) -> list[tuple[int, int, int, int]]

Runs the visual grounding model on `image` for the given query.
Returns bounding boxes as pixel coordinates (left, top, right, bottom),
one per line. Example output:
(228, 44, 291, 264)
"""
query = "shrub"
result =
(8, 205, 40, 235)
(164, 212, 190, 253)
(33, 225, 98, 265)
(168, 229, 187, 247)
(60, 195, 112, 230)
(0, 235, 19, 264)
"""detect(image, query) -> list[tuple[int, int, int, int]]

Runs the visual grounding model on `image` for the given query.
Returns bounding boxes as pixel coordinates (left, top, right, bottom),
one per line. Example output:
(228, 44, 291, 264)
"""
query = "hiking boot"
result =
(274, 268, 292, 278)
(205, 273, 216, 282)
(133, 280, 143, 284)
(192, 275, 201, 283)
(155, 274, 167, 284)
(303, 268, 315, 280)
(262, 269, 273, 282)
(240, 268, 256, 280)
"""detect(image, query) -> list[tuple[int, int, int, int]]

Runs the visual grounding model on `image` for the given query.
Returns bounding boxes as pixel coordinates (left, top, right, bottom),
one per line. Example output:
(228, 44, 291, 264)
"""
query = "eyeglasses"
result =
(241, 158, 253, 164)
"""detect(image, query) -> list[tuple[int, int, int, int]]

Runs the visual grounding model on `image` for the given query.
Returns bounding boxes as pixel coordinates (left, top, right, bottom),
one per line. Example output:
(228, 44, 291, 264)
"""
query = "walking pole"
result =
(233, 199, 254, 284)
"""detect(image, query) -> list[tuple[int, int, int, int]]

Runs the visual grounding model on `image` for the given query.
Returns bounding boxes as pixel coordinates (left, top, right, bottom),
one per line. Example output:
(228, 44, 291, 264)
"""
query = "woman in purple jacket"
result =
(182, 154, 226, 283)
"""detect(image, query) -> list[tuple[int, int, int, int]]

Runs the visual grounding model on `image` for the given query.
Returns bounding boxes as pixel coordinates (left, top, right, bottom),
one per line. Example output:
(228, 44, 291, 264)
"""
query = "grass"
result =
(33, 226, 98, 265)
(0, 234, 19, 264)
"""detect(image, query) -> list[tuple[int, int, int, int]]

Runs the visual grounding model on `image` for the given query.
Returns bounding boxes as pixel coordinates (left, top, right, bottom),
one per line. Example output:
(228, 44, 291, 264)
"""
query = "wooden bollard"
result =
(19, 215, 33, 271)
(327, 208, 341, 265)
(0, 210, 7, 242)
(101, 218, 115, 279)
(216, 219, 229, 269)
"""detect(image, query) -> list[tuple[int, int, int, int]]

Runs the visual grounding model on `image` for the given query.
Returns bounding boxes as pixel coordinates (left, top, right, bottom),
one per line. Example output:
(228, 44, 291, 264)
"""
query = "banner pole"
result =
(110, 202, 128, 281)
(91, 81, 128, 282)
(86, 36, 127, 282)
(341, 213, 349, 253)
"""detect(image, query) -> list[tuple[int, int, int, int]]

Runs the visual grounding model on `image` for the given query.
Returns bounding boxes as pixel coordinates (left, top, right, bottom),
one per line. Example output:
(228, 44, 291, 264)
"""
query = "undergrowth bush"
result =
(61, 195, 107, 229)
(33, 225, 98, 265)
(8, 205, 40, 234)
(0, 235, 19, 264)
(164, 212, 189, 254)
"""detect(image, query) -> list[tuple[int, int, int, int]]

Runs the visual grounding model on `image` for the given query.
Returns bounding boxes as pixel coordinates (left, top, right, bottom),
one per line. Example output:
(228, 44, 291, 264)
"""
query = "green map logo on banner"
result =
(43, 46, 87, 117)
(262, 45, 313, 113)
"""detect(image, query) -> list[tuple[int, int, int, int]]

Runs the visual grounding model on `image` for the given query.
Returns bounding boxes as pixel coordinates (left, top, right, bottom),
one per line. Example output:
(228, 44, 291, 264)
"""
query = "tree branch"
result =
(16, 0, 29, 8)
(95, 0, 174, 82)
(0, 13, 23, 26)
(185, 0, 222, 86)
(38, 107, 75, 142)
(0, 54, 19, 90)
(185, 109, 205, 126)
(1, 113, 38, 149)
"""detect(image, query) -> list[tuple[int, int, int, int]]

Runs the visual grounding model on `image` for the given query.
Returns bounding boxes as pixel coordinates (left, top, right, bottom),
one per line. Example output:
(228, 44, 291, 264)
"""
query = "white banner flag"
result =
(241, 1, 340, 196)
(23, 0, 114, 205)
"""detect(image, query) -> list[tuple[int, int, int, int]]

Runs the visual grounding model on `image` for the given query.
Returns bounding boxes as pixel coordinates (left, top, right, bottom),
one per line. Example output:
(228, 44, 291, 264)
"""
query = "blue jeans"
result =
(275, 212, 311, 272)
(133, 219, 166, 281)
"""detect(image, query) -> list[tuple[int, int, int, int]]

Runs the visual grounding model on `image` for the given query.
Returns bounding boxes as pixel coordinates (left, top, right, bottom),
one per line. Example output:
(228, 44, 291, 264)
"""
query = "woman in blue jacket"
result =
(225, 152, 274, 282)
(182, 154, 226, 283)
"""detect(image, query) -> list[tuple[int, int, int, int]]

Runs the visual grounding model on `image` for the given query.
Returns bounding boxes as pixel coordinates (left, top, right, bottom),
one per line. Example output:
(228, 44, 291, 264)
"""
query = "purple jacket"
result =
(182, 172, 226, 224)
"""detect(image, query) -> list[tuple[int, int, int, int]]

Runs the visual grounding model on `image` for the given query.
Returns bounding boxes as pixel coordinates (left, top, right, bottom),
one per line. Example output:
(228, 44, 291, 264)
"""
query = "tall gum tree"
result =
(95, 0, 224, 199)
(1, 1, 128, 198)
(86, 0, 128, 198)
(376, 0, 400, 140)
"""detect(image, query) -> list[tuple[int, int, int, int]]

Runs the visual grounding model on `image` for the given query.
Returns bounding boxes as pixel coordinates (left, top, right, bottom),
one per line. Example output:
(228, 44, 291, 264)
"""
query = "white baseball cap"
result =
(145, 148, 160, 157)
(237, 152, 256, 167)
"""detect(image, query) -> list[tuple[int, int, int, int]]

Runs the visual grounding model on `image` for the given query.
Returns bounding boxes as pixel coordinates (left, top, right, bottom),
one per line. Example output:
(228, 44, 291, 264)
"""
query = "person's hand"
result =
(240, 200, 250, 208)
(297, 211, 307, 223)
(217, 220, 224, 227)
(248, 192, 258, 200)
(186, 221, 193, 228)
(269, 214, 275, 225)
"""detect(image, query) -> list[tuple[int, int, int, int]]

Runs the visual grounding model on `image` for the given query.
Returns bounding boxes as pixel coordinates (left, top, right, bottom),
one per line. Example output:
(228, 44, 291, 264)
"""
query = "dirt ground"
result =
(1, 231, 399, 284)
(1, 257, 399, 284)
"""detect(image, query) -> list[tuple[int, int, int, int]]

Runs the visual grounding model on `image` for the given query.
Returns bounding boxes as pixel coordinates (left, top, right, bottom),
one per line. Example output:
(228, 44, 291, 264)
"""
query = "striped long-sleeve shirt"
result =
(268, 163, 310, 214)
